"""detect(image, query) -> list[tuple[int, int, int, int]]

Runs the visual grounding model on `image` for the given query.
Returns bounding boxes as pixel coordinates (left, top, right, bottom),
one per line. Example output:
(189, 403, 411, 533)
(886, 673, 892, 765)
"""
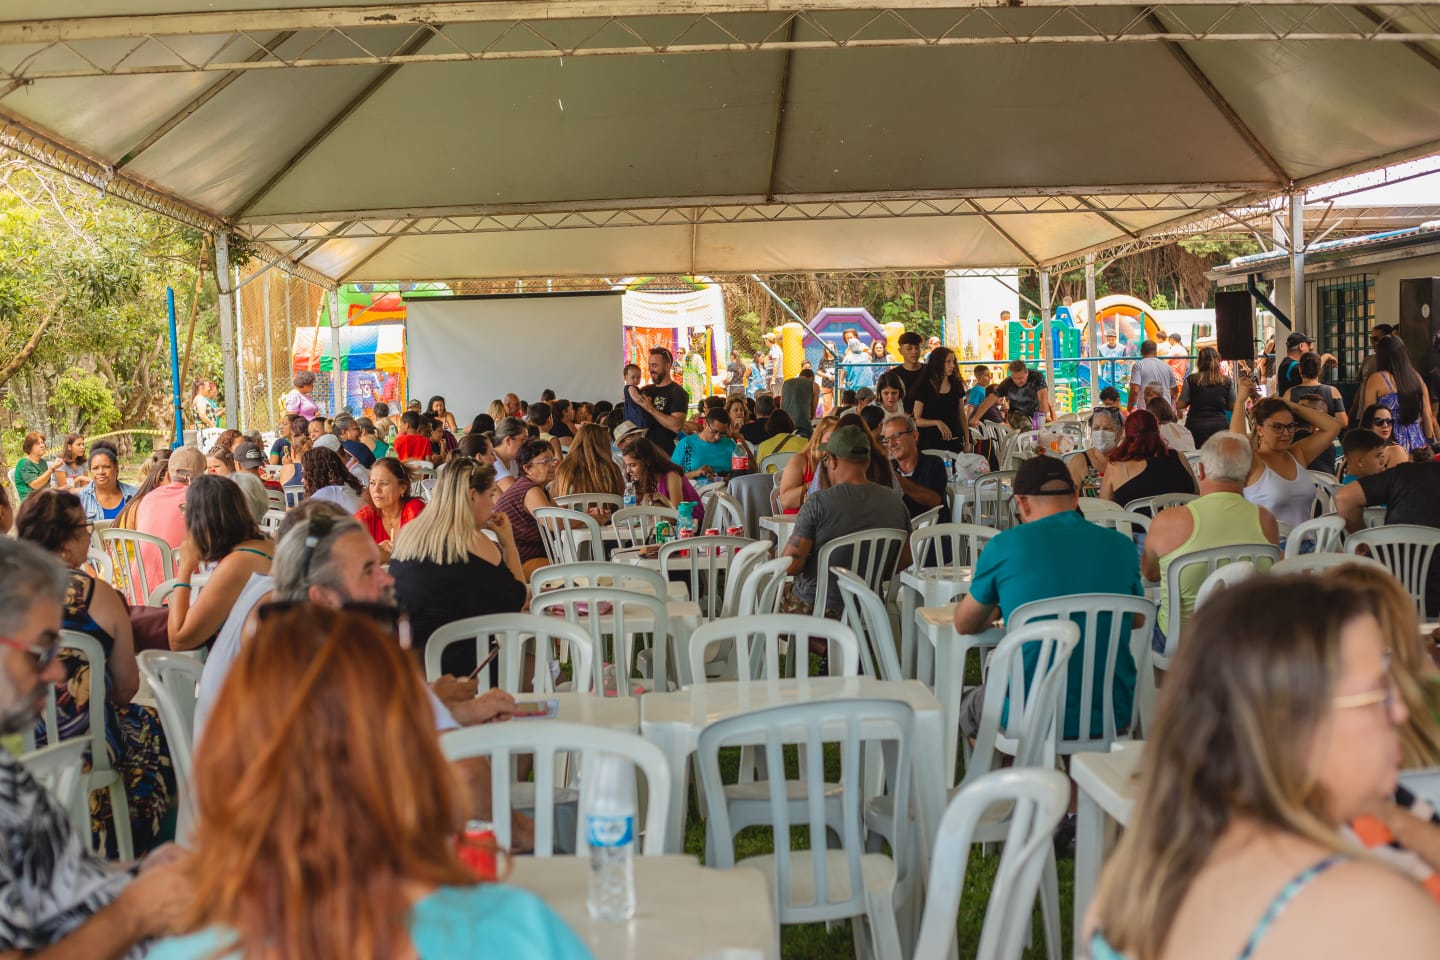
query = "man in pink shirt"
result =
(134, 446, 205, 595)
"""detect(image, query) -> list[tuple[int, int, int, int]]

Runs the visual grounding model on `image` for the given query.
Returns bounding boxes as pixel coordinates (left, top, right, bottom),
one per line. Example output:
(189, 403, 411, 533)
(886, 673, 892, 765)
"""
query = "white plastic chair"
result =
(1000, 430, 1043, 471)
(1156, 543, 1281, 671)
(720, 541, 775, 619)
(531, 587, 670, 695)
(697, 699, 914, 960)
(759, 451, 797, 475)
(735, 556, 791, 617)
(910, 522, 996, 571)
(20, 739, 89, 839)
(611, 505, 679, 550)
(835, 569, 904, 682)
(1193, 560, 1255, 610)
(971, 470, 1016, 529)
(1086, 509, 1151, 545)
(911, 505, 942, 530)
(97, 528, 175, 607)
(912, 769, 1070, 960)
(554, 492, 623, 516)
(699, 489, 746, 533)
(37, 631, 132, 860)
(530, 561, 669, 599)
(1270, 552, 1387, 576)
(1076, 497, 1127, 520)
(1123, 491, 1197, 517)
(811, 528, 907, 619)
(440, 722, 671, 857)
(84, 548, 115, 587)
(687, 614, 860, 684)
(422, 613, 593, 693)
(1007, 594, 1154, 754)
(265, 487, 285, 514)
(1284, 514, 1346, 558)
(659, 536, 754, 621)
(1309, 470, 1340, 516)
(259, 508, 285, 537)
(135, 650, 203, 840)
(1346, 525, 1440, 616)
(533, 506, 604, 564)
(282, 487, 306, 509)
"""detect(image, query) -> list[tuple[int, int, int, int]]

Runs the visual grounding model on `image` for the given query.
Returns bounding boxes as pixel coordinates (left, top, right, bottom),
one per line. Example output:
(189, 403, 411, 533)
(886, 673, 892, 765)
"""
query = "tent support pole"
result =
(329, 288, 343, 416)
(1085, 255, 1099, 400)
(262, 270, 277, 430)
(1290, 192, 1306, 336)
(216, 231, 240, 438)
(233, 264, 247, 431)
(1040, 269, 1056, 404)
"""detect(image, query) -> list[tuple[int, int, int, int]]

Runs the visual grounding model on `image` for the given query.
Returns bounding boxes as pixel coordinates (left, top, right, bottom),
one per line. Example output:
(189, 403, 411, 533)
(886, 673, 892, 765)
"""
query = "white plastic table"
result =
(914, 604, 1002, 776)
(506, 855, 779, 960)
(611, 547, 734, 574)
(757, 515, 796, 545)
(640, 677, 948, 862)
(898, 566, 972, 679)
(1071, 742, 1144, 950)
(518, 693, 641, 732)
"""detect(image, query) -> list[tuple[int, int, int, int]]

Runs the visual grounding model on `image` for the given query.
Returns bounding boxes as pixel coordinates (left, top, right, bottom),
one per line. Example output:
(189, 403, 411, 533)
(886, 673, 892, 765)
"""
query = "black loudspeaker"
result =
(1215, 290, 1255, 361)
(1398, 278, 1440, 374)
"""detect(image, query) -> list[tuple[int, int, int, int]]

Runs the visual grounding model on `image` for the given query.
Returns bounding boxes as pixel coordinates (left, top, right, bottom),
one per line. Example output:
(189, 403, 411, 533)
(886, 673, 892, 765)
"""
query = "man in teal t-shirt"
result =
(952, 456, 1145, 741)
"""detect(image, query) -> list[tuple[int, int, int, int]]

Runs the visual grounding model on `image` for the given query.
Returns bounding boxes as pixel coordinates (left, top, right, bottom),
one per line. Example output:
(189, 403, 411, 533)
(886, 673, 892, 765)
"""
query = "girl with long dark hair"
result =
(1362, 335, 1435, 451)
(911, 346, 970, 452)
(1177, 345, 1234, 449)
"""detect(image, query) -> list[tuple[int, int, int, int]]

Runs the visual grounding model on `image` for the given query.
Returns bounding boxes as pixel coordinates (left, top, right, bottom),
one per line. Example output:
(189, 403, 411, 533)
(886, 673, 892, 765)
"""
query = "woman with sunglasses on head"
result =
(147, 606, 589, 960)
(1361, 402, 1413, 465)
(355, 457, 426, 564)
(389, 459, 527, 677)
(1084, 576, 1440, 960)
(15, 490, 173, 856)
(492, 440, 562, 577)
(168, 475, 273, 654)
(1362, 335, 1436, 453)
(1231, 376, 1341, 532)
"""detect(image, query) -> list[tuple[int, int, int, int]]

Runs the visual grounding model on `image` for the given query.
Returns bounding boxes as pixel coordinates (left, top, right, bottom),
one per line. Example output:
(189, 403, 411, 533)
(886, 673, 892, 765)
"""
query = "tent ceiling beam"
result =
(965, 200, 1040, 267)
(1355, 3, 1440, 73)
(8, 5, 1440, 79)
(763, 22, 796, 202)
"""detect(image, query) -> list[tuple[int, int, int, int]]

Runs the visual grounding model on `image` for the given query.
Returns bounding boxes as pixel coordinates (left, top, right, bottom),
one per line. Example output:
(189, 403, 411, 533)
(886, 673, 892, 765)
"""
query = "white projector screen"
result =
(404, 292, 624, 420)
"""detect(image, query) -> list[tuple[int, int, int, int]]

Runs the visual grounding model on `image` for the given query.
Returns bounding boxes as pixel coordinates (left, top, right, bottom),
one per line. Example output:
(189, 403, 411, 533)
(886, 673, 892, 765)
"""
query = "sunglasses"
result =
(1373, 419, 1394, 427)
(0, 631, 61, 671)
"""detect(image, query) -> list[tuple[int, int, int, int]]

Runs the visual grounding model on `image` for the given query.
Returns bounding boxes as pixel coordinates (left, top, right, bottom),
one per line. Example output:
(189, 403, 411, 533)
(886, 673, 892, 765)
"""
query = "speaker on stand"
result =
(1399, 278, 1440, 376)
(1215, 290, 1256, 361)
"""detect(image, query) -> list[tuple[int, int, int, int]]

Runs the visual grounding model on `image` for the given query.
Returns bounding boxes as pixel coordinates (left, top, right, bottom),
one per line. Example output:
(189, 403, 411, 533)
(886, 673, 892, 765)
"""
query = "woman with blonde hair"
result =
(1085, 576, 1440, 959)
(778, 415, 838, 513)
(389, 459, 526, 676)
(487, 398, 508, 424)
(551, 422, 625, 511)
(147, 606, 587, 960)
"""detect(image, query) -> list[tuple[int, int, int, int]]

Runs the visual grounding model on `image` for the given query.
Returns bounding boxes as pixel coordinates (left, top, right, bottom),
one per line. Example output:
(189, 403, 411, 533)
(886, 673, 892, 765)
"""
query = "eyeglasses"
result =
(529, 457, 558, 467)
(0, 631, 61, 671)
(880, 430, 913, 445)
(1333, 656, 1397, 715)
(1265, 421, 1298, 433)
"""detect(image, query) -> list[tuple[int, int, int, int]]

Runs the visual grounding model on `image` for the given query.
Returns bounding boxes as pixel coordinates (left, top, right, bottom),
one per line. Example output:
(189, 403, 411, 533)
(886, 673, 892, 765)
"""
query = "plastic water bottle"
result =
(584, 753, 636, 922)
(623, 478, 637, 508)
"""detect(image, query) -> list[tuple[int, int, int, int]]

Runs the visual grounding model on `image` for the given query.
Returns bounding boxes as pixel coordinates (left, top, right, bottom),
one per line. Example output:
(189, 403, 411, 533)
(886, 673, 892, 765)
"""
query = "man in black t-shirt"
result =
(635, 345, 690, 453)
(740, 394, 776, 445)
(885, 331, 927, 413)
(973, 360, 1053, 430)
(1336, 461, 1440, 614)
(880, 413, 950, 522)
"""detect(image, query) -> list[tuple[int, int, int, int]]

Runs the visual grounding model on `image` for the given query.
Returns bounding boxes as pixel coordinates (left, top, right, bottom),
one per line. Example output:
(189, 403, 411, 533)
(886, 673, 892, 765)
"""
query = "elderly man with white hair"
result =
(1142, 432, 1280, 649)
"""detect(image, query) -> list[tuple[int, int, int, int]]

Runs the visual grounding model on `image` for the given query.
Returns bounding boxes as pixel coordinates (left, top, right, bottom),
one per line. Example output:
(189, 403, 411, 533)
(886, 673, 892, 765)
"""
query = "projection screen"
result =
(404, 292, 624, 418)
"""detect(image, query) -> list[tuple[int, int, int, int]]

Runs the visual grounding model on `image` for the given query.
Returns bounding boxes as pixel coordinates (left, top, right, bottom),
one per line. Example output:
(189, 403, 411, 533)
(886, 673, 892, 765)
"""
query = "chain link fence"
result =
(235, 267, 327, 434)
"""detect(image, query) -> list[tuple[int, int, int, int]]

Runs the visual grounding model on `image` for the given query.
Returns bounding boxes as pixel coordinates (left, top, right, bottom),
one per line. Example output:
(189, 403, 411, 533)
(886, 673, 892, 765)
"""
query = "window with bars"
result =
(1309, 274, 1375, 382)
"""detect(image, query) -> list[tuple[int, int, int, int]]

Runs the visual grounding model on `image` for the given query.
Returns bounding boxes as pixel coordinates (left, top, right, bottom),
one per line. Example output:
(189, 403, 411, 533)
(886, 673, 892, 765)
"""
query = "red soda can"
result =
(726, 525, 744, 537)
(704, 528, 720, 537)
(457, 819, 498, 880)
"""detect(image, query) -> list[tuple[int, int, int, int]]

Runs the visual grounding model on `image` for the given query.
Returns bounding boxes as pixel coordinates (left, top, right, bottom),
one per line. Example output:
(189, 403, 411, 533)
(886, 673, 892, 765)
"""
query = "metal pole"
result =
(1289, 191, 1306, 337)
(1085, 254, 1099, 404)
(1039, 269, 1056, 409)
(328, 287, 343, 417)
(215, 231, 239, 438)
(233, 264, 246, 431)
(262, 270, 277, 433)
(166, 287, 183, 449)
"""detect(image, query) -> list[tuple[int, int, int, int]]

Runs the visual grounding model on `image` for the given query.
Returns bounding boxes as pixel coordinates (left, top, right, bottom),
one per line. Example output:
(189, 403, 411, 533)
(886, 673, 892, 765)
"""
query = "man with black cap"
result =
(951, 455, 1145, 742)
(779, 424, 911, 617)
(1276, 331, 1314, 398)
(232, 440, 282, 491)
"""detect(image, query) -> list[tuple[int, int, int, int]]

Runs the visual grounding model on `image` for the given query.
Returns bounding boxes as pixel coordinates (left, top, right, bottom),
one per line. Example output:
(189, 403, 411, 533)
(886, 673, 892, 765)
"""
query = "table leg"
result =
(900, 586, 919, 679)
(649, 727, 690, 855)
(1073, 788, 1103, 951)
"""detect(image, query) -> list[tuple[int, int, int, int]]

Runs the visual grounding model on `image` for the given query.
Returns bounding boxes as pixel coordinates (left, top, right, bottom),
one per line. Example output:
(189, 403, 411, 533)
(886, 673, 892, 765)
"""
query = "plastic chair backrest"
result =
(19, 739, 88, 838)
(1309, 470, 1340, 516)
(735, 556, 791, 617)
(1284, 514, 1346, 558)
(97, 528, 175, 606)
(1123, 491, 1197, 517)
(1270, 552, 1387, 576)
(260, 508, 285, 537)
(1007, 593, 1155, 754)
(1193, 560, 1255, 610)
(910, 522, 997, 571)
(136, 650, 203, 835)
(1076, 497, 1127, 519)
(1159, 543, 1281, 664)
(911, 505, 942, 530)
(554, 492, 623, 515)
(659, 536, 755, 621)
(697, 699, 913, 926)
(1346, 524, 1440, 616)
(966, 621, 1081, 779)
(721, 541, 775, 619)
(759, 451, 797, 475)
(812, 528, 906, 618)
(687, 614, 860, 683)
(973, 471, 1016, 530)
(283, 487, 306, 508)
(533, 506, 604, 565)
(530, 561, 669, 599)
(725, 473, 773, 539)
(912, 769, 1070, 960)
(441, 722, 671, 856)
(85, 549, 115, 587)
(834, 568, 903, 681)
(1087, 509, 1151, 545)
(531, 587, 669, 696)
(611, 505, 679, 550)
(422, 613, 593, 693)
(698, 489, 746, 533)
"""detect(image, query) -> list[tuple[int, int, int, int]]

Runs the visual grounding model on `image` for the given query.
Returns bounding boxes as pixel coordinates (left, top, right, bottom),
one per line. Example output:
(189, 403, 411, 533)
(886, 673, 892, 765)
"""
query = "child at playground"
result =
(1099, 386, 1127, 419)
(622, 362, 646, 429)
(965, 365, 1004, 425)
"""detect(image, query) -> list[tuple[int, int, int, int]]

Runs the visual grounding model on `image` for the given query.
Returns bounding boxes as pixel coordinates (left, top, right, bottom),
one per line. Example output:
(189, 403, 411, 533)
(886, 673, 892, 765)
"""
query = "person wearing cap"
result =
(311, 433, 369, 488)
(332, 414, 375, 469)
(231, 441, 282, 492)
(134, 445, 207, 591)
(1277, 331, 1316, 398)
(778, 425, 911, 618)
(491, 417, 530, 493)
(923, 335, 942, 363)
(952, 455, 1145, 742)
(1125, 339, 1178, 411)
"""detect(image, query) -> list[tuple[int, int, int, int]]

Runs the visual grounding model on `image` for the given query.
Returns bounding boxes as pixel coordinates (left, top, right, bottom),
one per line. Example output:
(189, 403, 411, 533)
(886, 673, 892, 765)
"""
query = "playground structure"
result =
(621, 277, 729, 402)
(765, 307, 903, 381)
(292, 323, 406, 419)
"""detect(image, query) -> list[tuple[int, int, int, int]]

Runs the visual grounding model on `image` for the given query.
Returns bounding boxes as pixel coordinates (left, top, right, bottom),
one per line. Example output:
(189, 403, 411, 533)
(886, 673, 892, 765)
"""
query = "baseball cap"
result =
(1012, 455, 1077, 496)
(1285, 332, 1315, 349)
(232, 442, 265, 468)
(167, 446, 206, 482)
(613, 421, 644, 445)
(313, 434, 342, 452)
(824, 425, 871, 461)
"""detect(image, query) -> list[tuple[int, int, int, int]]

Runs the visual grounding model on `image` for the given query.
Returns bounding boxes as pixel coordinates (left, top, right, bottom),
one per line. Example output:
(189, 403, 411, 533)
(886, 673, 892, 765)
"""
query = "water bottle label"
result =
(587, 813, 634, 848)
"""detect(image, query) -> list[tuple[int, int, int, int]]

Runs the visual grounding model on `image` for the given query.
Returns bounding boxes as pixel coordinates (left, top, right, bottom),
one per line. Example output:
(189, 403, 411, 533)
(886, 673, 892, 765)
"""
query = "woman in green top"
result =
(12, 431, 60, 500)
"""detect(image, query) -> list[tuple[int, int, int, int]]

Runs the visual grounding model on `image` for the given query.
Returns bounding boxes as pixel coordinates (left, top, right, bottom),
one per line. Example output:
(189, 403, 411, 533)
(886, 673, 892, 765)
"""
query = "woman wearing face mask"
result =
(1178, 345, 1235, 449)
(1069, 407, 1123, 497)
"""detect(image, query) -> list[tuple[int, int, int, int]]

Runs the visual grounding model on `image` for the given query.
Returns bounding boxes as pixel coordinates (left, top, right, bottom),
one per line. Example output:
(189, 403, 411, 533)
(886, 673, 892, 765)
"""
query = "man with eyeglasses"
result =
(880, 414, 949, 523)
(0, 539, 192, 958)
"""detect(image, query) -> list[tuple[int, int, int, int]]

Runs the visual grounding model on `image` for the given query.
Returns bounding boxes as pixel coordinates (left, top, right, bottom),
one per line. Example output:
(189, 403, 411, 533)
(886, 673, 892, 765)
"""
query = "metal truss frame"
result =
(6, 4, 1440, 80)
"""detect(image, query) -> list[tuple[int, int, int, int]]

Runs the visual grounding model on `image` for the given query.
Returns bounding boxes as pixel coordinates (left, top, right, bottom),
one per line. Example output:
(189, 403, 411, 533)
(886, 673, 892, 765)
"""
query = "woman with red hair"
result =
(1099, 408, 1198, 506)
(147, 606, 589, 960)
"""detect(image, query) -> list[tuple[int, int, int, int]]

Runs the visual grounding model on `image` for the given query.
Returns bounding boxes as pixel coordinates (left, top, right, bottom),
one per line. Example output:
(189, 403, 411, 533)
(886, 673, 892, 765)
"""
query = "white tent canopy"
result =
(4, 1, 1440, 282)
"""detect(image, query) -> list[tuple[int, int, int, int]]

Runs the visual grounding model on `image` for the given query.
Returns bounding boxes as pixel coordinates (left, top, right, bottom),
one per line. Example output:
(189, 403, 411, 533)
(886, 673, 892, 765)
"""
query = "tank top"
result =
(1243, 452, 1315, 531)
(1110, 451, 1197, 506)
(494, 476, 546, 562)
(1157, 493, 1269, 633)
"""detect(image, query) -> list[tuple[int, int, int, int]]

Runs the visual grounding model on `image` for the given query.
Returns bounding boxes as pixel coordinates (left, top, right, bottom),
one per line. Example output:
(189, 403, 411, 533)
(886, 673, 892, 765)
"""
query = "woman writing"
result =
(1231, 380, 1340, 531)
(79, 444, 138, 524)
(622, 439, 705, 520)
(168, 475, 273, 653)
(390, 459, 528, 676)
(282, 371, 321, 422)
(146, 607, 589, 960)
(1177, 345, 1234, 449)
(1085, 576, 1440, 959)
(492, 440, 563, 576)
(551, 423, 625, 516)
(1099, 409, 1198, 506)
(1361, 335, 1435, 453)
(355, 458, 425, 563)
(911, 346, 970, 453)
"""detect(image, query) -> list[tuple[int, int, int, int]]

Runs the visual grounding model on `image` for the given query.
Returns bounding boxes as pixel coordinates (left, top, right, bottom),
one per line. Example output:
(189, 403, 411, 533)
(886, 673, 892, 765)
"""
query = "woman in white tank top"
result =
(1231, 377, 1341, 531)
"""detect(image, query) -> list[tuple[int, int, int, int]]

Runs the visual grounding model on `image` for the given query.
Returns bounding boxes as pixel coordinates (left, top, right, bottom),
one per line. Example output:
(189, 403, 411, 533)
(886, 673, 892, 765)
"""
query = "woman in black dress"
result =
(912, 346, 970, 453)
(1177, 346, 1235, 450)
